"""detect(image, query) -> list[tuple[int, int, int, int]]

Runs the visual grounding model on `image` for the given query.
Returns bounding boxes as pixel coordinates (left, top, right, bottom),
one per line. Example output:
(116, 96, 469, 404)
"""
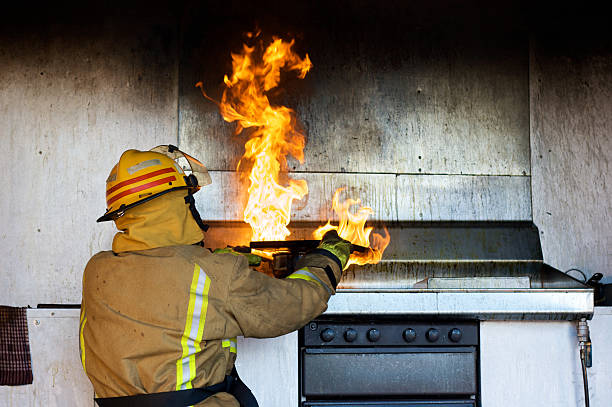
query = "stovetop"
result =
(204, 221, 594, 320)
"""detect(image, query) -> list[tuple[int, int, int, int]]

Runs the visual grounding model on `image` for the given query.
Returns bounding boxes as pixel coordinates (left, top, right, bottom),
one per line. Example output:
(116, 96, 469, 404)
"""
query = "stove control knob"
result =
(402, 328, 417, 343)
(320, 328, 336, 342)
(448, 328, 462, 342)
(426, 328, 440, 342)
(344, 328, 358, 342)
(367, 328, 381, 342)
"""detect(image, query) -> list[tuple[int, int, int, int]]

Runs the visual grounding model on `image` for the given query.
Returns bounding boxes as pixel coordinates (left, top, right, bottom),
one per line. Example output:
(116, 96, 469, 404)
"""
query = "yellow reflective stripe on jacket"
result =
(286, 267, 331, 294)
(222, 337, 237, 353)
(176, 264, 211, 390)
(79, 310, 87, 374)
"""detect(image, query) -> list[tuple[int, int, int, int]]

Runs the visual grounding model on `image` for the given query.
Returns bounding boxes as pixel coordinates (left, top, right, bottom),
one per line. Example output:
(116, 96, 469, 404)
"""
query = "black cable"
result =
(581, 348, 590, 407)
(565, 268, 587, 283)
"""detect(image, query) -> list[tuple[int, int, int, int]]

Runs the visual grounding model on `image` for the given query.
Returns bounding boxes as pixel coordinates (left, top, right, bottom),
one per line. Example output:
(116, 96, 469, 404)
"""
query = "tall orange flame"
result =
(200, 34, 390, 267)
(313, 188, 391, 268)
(199, 36, 312, 241)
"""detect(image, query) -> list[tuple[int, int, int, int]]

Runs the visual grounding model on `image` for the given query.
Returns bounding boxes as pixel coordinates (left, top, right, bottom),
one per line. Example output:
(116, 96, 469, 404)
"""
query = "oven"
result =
(299, 318, 479, 406)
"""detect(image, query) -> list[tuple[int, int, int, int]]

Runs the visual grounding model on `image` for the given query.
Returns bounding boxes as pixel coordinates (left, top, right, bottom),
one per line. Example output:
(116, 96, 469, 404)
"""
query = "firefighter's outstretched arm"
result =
(227, 231, 351, 338)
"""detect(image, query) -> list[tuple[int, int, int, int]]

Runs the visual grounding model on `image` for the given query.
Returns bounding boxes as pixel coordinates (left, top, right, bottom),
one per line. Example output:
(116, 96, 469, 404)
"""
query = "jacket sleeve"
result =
(226, 251, 343, 338)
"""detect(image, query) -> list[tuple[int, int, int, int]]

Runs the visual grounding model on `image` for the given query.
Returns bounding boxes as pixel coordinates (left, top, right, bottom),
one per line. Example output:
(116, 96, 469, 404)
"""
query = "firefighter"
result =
(79, 145, 351, 407)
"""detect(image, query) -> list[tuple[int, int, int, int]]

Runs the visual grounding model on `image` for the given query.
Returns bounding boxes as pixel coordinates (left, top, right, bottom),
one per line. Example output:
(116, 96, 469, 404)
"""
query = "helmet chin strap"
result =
(184, 194, 210, 232)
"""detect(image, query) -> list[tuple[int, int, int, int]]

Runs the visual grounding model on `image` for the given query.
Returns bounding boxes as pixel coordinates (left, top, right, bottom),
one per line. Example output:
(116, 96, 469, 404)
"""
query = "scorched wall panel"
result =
(180, 2, 529, 175)
(530, 31, 612, 281)
(198, 172, 531, 222)
(179, 1, 531, 224)
(0, 11, 179, 305)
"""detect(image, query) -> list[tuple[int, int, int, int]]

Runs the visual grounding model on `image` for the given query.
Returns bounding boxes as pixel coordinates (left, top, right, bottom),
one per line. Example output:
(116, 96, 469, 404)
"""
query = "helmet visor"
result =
(150, 145, 212, 190)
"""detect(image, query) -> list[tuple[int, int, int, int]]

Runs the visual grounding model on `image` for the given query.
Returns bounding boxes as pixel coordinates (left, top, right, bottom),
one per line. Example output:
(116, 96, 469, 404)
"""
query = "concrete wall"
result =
(480, 308, 612, 407)
(0, 0, 608, 306)
(1, 2, 537, 306)
(0, 309, 94, 406)
(0, 7, 179, 306)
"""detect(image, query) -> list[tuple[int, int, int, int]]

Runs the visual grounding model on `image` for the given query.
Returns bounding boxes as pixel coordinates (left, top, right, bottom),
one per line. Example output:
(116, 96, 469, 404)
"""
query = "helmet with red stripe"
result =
(97, 145, 211, 222)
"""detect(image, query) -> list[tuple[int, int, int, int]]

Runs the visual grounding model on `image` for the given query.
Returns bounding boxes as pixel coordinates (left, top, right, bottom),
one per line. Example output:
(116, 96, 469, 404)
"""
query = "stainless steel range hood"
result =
(325, 222, 594, 320)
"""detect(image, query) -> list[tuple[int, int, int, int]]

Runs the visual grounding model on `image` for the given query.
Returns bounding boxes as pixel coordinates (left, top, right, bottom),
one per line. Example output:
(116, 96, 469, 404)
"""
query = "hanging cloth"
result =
(0, 306, 33, 385)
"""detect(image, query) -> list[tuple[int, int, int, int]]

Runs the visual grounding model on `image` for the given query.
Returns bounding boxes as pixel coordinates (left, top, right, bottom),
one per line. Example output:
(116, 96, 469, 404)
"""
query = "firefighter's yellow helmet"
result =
(97, 145, 212, 222)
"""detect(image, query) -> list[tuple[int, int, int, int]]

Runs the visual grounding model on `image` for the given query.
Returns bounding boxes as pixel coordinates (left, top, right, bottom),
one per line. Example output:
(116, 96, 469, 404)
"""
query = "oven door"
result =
(304, 402, 476, 407)
(302, 347, 477, 397)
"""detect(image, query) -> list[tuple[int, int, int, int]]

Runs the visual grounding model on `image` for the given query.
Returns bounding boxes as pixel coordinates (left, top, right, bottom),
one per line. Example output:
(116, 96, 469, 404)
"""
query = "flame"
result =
(313, 188, 391, 268)
(200, 35, 389, 266)
(198, 37, 312, 241)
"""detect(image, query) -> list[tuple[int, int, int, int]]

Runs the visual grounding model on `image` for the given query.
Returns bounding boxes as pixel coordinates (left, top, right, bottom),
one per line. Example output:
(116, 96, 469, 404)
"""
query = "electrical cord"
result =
(565, 268, 587, 283)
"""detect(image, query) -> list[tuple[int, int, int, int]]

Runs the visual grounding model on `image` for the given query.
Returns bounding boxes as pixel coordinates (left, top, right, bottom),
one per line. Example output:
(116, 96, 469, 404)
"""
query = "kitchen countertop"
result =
(325, 288, 594, 320)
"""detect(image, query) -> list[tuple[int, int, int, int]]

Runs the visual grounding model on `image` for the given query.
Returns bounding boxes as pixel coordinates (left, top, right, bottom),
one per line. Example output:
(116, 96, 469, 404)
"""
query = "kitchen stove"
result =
(292, 222, 593, 406)
(211, 221, 593, 405)
(300, 318, 479, 406)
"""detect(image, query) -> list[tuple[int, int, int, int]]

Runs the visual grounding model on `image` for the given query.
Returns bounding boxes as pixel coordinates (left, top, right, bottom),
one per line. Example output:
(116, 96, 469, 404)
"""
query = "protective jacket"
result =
(80, 191, 342, 406)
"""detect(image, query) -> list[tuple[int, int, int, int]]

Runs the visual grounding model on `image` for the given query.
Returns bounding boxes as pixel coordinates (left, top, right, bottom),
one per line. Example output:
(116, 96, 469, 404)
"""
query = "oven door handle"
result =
(304, 346, 476, 354)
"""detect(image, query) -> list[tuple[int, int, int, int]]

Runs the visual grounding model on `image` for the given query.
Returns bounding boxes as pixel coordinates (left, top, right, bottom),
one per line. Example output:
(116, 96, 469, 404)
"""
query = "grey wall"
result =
(0, 7, 179, 305)
(530, 27, 612, 282)
(1, 1, 610, 305)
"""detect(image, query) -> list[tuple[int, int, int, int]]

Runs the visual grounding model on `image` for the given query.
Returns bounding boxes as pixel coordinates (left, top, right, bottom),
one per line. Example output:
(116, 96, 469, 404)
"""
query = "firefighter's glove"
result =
(213, 248, 262, 266)
(317, 230, 352, 269)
